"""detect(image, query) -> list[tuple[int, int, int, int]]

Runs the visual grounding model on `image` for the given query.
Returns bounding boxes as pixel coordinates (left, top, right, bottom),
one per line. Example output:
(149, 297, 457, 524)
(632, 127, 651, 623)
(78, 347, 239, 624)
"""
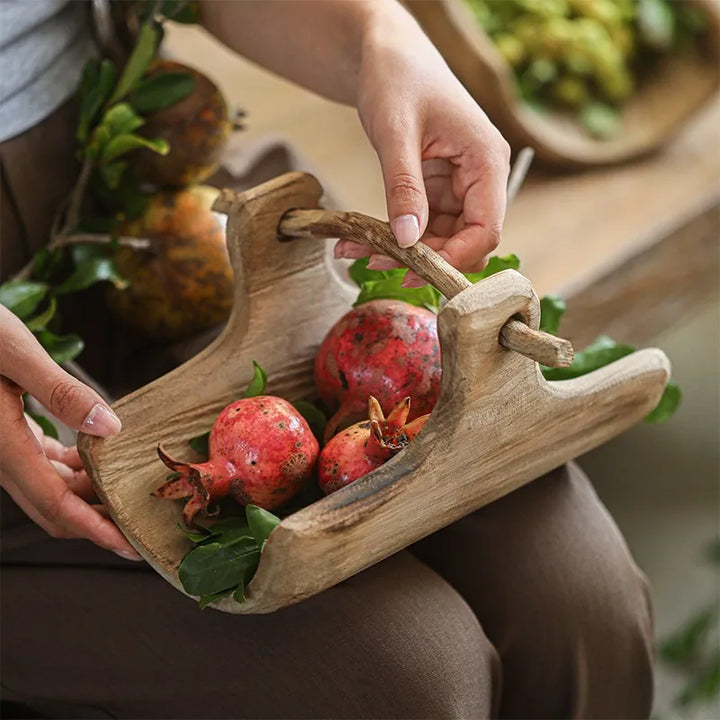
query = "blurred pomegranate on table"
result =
(132, 60, 232, 187)
(106, 185, 234, 342)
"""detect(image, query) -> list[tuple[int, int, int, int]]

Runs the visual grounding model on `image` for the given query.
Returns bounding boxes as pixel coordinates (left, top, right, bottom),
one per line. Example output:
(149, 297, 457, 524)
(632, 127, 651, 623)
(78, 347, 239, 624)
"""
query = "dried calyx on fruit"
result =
(314, 299, 441, 442)
(318, 396, 428, 495)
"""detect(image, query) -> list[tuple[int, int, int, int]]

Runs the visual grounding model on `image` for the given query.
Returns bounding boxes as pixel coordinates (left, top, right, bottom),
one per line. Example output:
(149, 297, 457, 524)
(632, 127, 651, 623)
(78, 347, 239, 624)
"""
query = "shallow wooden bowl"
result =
(78, 172, 670, 613)
(406, 0, 720, 167)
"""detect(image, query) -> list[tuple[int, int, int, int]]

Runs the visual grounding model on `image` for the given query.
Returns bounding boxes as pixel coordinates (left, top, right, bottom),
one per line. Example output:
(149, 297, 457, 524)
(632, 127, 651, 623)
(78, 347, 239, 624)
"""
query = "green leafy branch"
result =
(658, 537, 720, 713)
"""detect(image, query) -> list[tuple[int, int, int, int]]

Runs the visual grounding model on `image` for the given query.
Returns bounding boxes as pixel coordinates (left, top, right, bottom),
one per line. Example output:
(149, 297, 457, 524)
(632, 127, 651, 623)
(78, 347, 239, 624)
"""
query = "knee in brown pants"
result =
(412, 462, 654, 719)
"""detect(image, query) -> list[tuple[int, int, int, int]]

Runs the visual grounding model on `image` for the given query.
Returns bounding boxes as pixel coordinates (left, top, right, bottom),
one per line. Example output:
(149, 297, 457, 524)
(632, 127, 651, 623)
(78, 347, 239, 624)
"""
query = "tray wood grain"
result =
(78, 172, 670, 613)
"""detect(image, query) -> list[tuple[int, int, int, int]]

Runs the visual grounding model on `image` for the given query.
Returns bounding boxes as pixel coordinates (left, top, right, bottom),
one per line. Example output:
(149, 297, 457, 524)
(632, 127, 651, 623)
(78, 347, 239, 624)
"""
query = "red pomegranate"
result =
(154, 396, 319, 525)
(318, 396, 428, 495)
(314, 300, 441, 441)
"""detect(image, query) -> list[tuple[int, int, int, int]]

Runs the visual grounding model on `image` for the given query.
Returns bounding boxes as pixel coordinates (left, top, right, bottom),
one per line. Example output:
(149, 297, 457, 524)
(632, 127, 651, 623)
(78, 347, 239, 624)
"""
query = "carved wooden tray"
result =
(78, 172, 670, 613)
(406, 0, 720, 167)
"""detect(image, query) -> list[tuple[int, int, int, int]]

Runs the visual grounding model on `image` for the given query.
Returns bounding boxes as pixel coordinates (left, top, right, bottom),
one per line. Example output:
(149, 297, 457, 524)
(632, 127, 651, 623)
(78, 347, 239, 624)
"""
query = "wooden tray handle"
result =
(278, 208, 574, 368)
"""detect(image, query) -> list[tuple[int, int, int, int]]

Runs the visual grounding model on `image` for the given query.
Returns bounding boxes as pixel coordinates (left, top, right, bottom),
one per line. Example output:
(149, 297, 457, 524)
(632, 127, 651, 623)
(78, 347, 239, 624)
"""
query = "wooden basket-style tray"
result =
(406, 0, 720, 167)
(78, 172, 670, 613)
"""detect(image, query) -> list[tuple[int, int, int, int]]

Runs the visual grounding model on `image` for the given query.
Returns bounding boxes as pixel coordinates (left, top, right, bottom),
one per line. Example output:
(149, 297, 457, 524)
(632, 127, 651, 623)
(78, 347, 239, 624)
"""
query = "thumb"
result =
(376, 130, 428, 249)
(0, 307, 121, 437)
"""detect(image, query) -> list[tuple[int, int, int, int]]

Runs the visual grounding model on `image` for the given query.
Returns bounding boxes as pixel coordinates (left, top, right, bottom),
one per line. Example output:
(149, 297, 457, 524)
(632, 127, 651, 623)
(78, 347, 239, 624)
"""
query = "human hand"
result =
(0, 306, 141, 560)
(335, 9, 511, 285)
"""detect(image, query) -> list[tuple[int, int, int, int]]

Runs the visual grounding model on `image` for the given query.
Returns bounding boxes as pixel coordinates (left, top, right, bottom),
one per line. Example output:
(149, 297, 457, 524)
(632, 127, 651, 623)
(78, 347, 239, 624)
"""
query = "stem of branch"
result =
(12, 234, 154, 282)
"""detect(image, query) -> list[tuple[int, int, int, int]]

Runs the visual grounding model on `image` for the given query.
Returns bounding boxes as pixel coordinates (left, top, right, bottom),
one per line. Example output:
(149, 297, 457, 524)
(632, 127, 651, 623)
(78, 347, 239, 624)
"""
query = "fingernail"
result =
(82, 404, 122, 437)
(392, 214, 420, 249)
(115, 549, 143, 561)
(367, 255, 400, 271)
(401, 276, 427, 289)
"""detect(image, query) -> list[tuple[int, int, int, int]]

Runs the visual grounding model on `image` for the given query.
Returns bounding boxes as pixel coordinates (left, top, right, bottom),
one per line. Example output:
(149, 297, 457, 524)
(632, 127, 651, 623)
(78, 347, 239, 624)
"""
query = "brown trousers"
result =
(0, 103, 654, 720)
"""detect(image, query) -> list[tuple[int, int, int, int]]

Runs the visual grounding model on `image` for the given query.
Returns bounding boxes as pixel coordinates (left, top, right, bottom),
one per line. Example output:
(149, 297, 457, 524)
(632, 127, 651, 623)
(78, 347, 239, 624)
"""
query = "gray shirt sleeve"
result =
(0, 0, 95, 142)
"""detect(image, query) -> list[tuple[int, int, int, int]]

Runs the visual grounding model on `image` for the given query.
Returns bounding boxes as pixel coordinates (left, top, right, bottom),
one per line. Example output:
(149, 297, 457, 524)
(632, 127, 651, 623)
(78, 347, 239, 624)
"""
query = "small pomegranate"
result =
(318, 396, 429, 495)
(154, 396, 319, 525)
(314, 300, 441, 441)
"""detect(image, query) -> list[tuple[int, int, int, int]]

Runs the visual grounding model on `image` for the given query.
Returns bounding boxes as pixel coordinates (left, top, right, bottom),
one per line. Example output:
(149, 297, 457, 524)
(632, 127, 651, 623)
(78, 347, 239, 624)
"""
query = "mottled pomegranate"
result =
(106, 185, 234, 341)
(314, 300, 441, 441)
(154, 396, 319, 525)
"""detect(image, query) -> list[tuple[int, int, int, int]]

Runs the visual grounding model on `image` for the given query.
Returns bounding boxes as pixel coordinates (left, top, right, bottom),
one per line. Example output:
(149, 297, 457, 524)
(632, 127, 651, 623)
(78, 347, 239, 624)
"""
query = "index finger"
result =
(1, 389, 139, 558)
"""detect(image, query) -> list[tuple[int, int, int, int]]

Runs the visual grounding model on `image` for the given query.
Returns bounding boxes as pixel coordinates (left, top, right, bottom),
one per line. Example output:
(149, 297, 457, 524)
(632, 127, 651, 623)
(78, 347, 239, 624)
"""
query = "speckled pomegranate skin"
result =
(207, 396, 318, 509)
(314, 300, 441, 439)
(318, 421, 389, 495)
(155, 396, 318, 523)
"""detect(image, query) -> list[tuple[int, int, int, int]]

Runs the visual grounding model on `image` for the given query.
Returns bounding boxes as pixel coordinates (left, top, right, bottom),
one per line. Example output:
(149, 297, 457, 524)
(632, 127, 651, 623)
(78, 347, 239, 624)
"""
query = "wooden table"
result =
(165, 24, 719, 350)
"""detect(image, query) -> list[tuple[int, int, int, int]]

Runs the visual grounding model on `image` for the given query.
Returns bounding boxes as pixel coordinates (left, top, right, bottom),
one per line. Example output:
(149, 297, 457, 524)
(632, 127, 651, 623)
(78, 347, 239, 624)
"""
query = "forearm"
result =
(198, 0, 432, 106)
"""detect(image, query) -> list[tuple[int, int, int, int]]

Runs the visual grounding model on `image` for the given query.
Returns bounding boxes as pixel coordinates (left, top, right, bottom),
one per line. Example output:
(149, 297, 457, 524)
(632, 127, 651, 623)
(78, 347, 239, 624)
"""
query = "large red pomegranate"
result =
(314, 300, 441, 441)
(154, 396, 319, 525)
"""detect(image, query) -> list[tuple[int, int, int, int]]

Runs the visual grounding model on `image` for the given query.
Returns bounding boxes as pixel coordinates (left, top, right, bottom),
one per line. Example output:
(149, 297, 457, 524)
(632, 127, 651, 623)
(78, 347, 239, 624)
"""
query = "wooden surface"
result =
(164, 24, 719, 350)
(406, 0, 720, 168)
(79, 172, 670, 614)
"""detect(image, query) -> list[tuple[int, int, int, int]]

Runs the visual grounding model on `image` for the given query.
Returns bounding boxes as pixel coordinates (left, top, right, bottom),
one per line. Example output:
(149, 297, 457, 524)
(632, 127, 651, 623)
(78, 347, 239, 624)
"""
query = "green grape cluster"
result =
(466, 0, 708, 137)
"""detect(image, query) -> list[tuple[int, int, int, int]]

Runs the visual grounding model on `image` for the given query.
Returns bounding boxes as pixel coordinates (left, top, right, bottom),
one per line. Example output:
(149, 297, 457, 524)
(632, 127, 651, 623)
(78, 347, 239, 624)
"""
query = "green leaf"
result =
(198, 588, 235, 609)
(25, 297, 57, 331)
(32, 247, 68, 283)
(541, 335, 635, 381)
(246, 505, 281, 549)
(178, 535, 260, 596)
(176, 522, 211, 543)
(130, 72, 195, 114)
(54, 258, 127, 295)
(293, 400, 327, 444)
(354, 276, 442, 311)
(99, 161, 129, 190)
(108, 22, 160, 104)
(101, 133, 169, 163)
(101, 103, 145, 138)
(660, 603, 718, 666)
(349, 254, 519, 311)
(0, 281, 47, 319)
(188, 431, 210, 458)
(233, 580, 247, 603)
(26, 411, 59, 440)
(644, 379, 681, 424)
(201, 517, 253, 544)
(348, 257, 391, 287)
(465, 254, 521, 282)
(34, 331, 84, 364)
(243, 361, 268, 398)
(70, 242, 109, 265)
(77, 59, 117, 144)
(541, 335, 681, 423)
(539, 295, 566, 335)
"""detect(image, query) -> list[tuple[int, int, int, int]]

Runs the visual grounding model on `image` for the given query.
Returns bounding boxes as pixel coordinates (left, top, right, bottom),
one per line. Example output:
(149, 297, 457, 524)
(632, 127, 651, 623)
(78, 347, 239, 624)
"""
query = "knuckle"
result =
(388, 172, 423, 206)
(49, 379, 84, 417)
